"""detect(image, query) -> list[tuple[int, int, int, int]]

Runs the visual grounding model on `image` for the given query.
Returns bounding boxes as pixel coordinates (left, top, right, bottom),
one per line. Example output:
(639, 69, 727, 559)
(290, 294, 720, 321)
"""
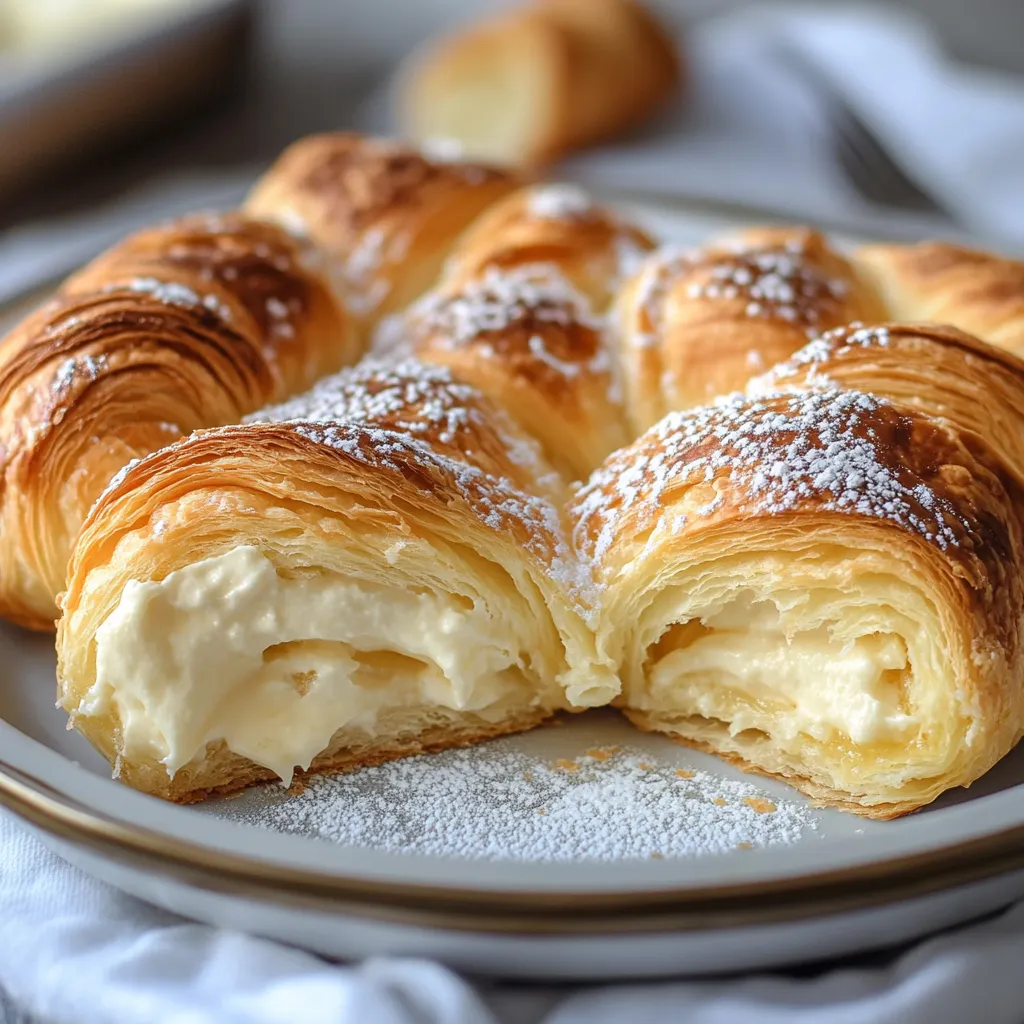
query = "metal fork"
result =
(774, 43, 947, 215)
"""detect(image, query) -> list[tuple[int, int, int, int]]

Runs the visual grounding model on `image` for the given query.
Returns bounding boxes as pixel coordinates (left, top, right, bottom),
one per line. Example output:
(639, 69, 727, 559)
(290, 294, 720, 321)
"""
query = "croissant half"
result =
(572, 324, 1024, 817)
(57, 360, 614, 802)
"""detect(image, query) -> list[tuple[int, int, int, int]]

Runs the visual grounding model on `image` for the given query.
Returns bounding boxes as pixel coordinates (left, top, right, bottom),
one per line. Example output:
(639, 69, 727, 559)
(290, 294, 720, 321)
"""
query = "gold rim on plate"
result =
(3, 756, 1024, 934)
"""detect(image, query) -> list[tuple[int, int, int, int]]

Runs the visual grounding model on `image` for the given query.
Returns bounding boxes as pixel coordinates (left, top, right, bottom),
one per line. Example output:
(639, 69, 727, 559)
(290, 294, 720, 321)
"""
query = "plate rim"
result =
(4, 719, 1024, 933)
(7, 761, 1024, 933)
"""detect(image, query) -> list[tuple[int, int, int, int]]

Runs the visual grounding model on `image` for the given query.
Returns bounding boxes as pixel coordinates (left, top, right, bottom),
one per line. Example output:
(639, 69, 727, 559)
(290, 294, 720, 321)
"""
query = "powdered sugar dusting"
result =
(405, 264, 619, 403)
(295, 419, 584, 592)
(226, 739, 816, 861)
(250, 358, 487, 448)
(50, 352, 108, 399)
(247, 360, 584, 598)
(527, 184, 594, 220)
(629, 240, 851, 348)
(112, 277, 233, 323)
(411, 263, 602, 345)
(98, 457, 142, 502)
(574, 388, 967, 564)
(750, 323, 892, 393)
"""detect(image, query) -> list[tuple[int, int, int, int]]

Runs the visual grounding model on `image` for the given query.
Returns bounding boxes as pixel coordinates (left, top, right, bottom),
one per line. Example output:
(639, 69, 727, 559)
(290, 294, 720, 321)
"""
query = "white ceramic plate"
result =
(2, 201, 1024, 980)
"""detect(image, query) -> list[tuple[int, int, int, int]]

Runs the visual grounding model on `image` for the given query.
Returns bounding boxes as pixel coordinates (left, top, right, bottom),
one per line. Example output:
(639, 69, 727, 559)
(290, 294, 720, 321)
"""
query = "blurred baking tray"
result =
(0, 0, 254, 196)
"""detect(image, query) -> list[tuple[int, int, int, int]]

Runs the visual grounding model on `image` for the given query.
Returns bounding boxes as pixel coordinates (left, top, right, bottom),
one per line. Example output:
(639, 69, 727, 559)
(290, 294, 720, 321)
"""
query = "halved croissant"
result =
(57, 359, 615, 802)
(572, 324, 1024, 817)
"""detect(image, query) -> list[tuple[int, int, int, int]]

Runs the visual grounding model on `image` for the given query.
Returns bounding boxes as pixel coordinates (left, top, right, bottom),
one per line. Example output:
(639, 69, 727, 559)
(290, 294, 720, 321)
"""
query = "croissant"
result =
(855, 241, 1024, 356)
(0, 213, 356, 629)
(398, 0, 681, 167)
(244, 133, 524, 329)
(57, 359, 615, 801)
(572, 323, 1024, 817)
(614, 227, 889, 433)
(378, 184, 655, 481)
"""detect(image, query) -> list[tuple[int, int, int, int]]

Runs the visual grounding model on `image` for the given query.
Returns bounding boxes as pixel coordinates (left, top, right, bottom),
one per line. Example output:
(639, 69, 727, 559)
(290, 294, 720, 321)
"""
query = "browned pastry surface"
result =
(245, 133, 524, 329)
(0, 213, 354, 629)
(856, 241, 1024, 356)
(614, 227, 888, 432)
(397, 263, 628, 482)
(440, 183, 656, 311)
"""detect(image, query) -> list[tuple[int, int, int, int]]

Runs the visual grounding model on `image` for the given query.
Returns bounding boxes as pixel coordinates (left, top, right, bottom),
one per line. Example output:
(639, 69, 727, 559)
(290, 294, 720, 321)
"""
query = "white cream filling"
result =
(646, 598, 917, 745)
(83, 546, 528, 782)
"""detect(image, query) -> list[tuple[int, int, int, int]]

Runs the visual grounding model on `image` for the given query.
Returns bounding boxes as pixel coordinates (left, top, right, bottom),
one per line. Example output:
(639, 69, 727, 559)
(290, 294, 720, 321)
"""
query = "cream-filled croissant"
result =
(0, 213, 356, 630)
(572, 323, 1024, 817)
(57, 359, 615, 802)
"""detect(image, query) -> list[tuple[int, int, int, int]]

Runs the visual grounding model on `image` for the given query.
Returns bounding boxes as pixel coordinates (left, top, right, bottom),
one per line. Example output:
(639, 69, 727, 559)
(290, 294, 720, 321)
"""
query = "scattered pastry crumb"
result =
(744, 797, 777, 814)
(220, 741, 818, 862)
(584, 746, 620, 761)
(737, 841, 753, 851)
(286, 777, 310, 797)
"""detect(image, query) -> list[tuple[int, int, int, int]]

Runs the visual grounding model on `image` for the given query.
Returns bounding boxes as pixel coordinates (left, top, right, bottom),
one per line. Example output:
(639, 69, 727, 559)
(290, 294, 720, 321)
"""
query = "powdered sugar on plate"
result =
(226, 736, 817, 862)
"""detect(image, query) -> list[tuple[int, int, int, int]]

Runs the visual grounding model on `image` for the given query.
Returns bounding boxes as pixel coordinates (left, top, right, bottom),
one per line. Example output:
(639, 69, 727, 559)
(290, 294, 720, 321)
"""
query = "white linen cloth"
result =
(5, 4, 1024, 1023)
(561, 3, 1024, 251)
(4, 808, 1024, 1024)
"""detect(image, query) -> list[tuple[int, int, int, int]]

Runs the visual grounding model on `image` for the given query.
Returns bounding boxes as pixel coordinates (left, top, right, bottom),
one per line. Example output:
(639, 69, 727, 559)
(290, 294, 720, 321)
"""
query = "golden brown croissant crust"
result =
(751, 321, 1024, 489)
(399, 262, 628, 482)
(442, 183, 655, 310)
(0, 213, 354, 629)
(245, 133, 525, 323)
(574, 387, 1023, 630)
(855, 241, 1024, 356)
(615, 227, 888, 431)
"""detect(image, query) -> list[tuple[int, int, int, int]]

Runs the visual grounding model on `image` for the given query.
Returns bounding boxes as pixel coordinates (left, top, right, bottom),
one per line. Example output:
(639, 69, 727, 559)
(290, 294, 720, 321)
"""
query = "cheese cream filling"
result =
(83, 546, 530, 782)
(643, 596, 918, 746)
